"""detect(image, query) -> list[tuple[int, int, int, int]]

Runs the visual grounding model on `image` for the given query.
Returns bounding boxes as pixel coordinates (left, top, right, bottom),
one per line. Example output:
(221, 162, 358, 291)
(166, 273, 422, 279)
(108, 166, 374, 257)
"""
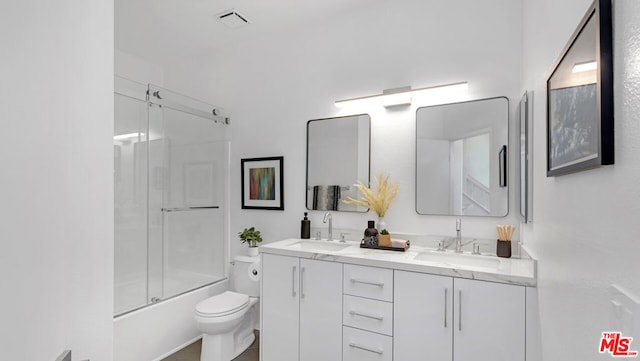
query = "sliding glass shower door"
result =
(114, 77, 229, 316)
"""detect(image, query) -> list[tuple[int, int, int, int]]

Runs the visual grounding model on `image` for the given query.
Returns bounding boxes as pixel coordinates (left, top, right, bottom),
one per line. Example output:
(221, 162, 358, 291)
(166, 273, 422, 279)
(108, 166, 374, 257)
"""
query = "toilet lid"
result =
(195, 291, 250, 317)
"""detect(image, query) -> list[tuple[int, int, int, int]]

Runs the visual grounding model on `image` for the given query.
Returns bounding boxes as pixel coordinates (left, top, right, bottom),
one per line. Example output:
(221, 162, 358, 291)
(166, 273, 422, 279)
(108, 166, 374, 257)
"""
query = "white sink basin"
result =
(413, 251, 501, 270)
(287, 240, 351, 252)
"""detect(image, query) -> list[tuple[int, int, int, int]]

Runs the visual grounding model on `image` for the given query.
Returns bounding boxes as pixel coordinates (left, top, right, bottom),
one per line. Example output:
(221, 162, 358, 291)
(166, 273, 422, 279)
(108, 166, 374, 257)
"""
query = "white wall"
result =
(522, 0, 640, 359)
(159, 0, 524, 258)
(0, 1, 114, 361)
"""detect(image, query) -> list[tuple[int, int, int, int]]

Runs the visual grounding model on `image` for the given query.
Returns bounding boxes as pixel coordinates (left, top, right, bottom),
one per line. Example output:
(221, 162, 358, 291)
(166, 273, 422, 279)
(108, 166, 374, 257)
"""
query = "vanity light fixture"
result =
(572, 60, 597, 73)
(334, 81, 468, 108)
(113, 132, 145, 141)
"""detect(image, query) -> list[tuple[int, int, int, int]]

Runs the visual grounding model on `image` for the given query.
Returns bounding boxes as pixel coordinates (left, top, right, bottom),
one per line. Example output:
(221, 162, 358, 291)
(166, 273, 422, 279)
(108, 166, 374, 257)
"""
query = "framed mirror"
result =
(306, 114, 370, 212)
(416, 97, 509, 217)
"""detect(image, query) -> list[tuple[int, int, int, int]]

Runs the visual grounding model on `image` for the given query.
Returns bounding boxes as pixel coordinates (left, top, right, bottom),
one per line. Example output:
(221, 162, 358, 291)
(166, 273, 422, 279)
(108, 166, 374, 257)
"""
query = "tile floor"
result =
(161, 331, 259, 361)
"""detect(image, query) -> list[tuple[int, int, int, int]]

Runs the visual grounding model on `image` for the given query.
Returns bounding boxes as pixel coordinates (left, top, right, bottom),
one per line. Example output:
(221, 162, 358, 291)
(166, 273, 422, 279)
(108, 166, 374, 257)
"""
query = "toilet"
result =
(195, 255, 261, 361)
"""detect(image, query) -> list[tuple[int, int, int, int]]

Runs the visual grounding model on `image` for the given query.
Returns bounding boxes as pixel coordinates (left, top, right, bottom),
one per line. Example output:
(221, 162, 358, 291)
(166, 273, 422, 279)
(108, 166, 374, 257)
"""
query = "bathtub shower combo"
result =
(114, 76, 230, 317)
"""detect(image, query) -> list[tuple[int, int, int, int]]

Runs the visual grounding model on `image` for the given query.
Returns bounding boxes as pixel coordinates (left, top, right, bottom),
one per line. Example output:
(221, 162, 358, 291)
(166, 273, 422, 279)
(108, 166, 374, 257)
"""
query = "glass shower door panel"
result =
(153, 106, 228, 299)
(164, 208, 226, 296)
(114, 93, 149, 314)
(147, 104, 167, 303)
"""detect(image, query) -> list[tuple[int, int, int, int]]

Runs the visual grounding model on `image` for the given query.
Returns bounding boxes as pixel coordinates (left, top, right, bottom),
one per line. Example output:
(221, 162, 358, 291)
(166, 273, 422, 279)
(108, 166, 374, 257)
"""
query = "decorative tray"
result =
(359, 239, 410, 252)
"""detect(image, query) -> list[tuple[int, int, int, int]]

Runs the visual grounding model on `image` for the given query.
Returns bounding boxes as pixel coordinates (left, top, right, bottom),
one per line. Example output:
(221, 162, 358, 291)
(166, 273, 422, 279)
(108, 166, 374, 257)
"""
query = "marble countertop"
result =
(260, 238, 537, 287)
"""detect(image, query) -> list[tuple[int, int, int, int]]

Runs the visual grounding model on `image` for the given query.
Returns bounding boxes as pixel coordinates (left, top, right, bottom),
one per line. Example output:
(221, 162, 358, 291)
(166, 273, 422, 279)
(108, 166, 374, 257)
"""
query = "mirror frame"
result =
(415, 96, 510, 217)
(306, 114, 371, 212)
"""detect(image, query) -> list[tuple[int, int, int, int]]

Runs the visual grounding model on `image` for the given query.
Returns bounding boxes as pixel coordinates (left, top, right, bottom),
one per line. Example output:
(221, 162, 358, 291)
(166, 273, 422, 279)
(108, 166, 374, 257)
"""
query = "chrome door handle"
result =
(292, 266, 297, 297)
(301, 267, 306, 299)
(444, 288, 448, 328)
(349, 310, 384, 321)
(458, 290, 462, 331)
(350, 278, 384, 287)
(348, 342, 383, 355)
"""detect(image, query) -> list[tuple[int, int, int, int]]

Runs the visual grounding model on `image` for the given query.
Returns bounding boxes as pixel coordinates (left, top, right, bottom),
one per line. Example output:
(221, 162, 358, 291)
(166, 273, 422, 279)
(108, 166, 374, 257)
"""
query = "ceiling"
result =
(115, 0, 374, 63)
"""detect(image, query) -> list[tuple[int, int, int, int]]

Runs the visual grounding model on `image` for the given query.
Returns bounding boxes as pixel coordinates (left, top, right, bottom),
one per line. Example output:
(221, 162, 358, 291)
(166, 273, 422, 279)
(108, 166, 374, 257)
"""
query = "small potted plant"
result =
(238, 227, 263, 256)
(378, 229, 391, 247)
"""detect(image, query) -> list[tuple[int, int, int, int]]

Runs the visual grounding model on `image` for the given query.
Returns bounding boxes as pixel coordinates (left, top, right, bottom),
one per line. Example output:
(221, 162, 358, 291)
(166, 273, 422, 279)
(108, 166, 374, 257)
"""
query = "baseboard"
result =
(151, 335, 203, 361)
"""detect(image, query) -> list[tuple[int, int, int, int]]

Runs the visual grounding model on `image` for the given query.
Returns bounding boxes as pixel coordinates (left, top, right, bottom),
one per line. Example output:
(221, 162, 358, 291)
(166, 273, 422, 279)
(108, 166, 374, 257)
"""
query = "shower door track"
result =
(114, 277, 229, 319)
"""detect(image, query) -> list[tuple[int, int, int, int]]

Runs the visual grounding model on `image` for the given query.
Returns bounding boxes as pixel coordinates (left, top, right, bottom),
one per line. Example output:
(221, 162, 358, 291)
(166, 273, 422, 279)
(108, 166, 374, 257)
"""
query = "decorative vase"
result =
(364, 220, 378, 237)
(247, 246, 259, 257)
(377, 217, 386, 231)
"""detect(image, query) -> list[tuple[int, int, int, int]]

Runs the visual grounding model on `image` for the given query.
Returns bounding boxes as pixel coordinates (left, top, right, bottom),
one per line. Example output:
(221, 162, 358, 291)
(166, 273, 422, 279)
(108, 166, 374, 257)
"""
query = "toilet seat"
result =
(195, 291, 249, 318)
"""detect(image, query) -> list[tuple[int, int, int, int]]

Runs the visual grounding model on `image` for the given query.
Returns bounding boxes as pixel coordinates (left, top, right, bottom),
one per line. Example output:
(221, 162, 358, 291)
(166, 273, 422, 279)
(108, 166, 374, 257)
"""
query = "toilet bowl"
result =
(195, 255, 260, 361)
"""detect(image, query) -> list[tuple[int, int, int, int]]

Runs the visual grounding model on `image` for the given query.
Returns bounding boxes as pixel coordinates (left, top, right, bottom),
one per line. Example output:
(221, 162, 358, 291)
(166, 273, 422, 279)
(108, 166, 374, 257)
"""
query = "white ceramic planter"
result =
(247, 246, 259, 257)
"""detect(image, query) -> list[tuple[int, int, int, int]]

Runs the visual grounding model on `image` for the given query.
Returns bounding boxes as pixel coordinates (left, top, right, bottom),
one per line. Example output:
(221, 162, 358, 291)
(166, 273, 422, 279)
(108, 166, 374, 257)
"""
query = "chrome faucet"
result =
(455, 218, 463, 253)
(323, 212, 333, 241)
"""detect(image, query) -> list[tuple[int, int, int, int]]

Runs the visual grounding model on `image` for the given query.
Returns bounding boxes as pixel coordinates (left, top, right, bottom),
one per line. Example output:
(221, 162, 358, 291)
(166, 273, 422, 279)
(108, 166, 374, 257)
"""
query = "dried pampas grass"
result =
(342, 173, 399, 217)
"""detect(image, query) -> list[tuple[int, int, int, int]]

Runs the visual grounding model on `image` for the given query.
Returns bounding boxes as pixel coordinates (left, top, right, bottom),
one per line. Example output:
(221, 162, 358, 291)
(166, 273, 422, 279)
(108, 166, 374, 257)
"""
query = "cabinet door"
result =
(453, 279, 525, 361)
(394, 270, 453, 361)
(299, 259, 343, 361)
(261, 254, 300, 361)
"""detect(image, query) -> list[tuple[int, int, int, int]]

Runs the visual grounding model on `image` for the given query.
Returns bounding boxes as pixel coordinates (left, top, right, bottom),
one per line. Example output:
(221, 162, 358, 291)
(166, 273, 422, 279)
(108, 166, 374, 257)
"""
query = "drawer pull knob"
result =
(348, 342, 384, 355)
(350, 277, 384, 287)
(349, 310, 384, 321)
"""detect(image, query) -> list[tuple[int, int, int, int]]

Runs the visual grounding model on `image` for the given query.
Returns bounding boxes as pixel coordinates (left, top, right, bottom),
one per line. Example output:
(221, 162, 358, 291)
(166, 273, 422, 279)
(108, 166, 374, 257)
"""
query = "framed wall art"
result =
(546, 0, 613, 176)
(241, 156, 284, 210)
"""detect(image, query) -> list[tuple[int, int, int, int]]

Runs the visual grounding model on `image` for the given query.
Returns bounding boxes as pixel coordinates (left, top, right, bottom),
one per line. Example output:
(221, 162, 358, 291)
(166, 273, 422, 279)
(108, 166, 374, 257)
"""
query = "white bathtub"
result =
(114, 279, 228, 361)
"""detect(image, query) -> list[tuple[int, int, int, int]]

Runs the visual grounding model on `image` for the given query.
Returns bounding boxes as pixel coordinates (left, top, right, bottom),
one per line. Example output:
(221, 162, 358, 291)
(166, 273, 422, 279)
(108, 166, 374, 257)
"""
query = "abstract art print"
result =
(546, 0, 613, 176)
(241, 156, 284, 210)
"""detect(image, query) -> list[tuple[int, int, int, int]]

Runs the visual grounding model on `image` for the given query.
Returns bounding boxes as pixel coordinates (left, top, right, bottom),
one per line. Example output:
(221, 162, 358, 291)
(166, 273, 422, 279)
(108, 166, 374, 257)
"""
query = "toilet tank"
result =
(231, 255, 261, 297)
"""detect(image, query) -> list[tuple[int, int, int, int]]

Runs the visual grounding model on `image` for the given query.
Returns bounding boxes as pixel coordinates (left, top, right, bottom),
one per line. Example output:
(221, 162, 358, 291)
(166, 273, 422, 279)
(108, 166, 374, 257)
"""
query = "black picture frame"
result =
(546, 0, 613, 177)
(241, 156, 284, 210)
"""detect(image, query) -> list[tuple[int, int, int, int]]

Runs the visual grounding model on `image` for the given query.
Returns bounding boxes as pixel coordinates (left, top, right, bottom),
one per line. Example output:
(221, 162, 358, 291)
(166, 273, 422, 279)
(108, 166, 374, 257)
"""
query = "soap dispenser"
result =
(301, 212, 311, 239)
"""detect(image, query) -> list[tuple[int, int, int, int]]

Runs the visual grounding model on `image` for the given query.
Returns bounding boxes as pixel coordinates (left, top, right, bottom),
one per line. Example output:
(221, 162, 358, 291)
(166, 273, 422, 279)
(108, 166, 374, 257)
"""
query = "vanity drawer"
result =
(343, 264, 393, 302)
(343, 295, 393, 336)
(343, 326, 392, 361)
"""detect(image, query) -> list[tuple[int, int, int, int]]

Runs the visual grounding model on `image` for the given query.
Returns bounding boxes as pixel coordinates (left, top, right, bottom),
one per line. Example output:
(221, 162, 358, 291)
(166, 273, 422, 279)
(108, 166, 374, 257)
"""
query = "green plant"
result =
(238, 227, 263, 247)
(380, 229, 389, 235)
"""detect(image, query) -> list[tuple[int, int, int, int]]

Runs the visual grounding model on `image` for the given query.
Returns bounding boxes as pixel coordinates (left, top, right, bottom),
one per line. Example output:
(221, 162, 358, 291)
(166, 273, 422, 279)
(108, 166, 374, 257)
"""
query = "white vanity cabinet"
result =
(453, 278, 525, 361)
(394, 270, 454, 361)
(260, 238, 535, 361)
(394, 270, 525, 361)
(342, 264, 394, 361)
(261, 254, 342, 361)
